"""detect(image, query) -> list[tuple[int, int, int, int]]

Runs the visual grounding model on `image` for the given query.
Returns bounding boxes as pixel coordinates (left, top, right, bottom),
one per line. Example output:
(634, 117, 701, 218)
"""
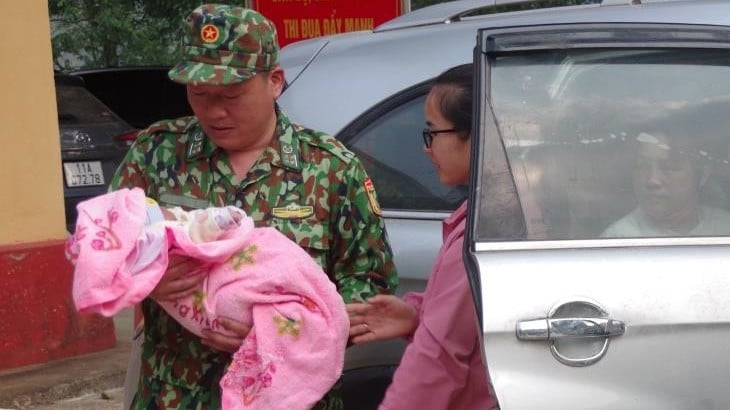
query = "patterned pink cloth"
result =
(66, 188, 349, 410)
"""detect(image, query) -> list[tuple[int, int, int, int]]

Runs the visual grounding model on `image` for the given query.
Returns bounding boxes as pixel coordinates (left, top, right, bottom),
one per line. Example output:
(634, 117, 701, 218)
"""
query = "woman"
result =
(346, 64, 497, 409)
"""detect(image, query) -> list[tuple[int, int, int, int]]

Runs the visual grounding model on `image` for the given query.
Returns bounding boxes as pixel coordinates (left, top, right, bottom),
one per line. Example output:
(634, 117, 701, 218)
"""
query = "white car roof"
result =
(279, 0, 730, 135)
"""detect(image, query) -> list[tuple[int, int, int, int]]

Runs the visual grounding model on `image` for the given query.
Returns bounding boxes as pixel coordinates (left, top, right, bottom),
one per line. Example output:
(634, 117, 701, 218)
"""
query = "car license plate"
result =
(63, 161, 105, 187)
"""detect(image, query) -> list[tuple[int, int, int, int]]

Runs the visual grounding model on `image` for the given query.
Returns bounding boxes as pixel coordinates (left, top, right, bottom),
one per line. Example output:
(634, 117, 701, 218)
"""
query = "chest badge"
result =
(272, 203, 314, 219)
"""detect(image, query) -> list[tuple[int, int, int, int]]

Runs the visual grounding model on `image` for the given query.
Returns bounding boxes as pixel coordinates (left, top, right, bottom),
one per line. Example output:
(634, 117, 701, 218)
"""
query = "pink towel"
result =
(66, 188, 349, 410)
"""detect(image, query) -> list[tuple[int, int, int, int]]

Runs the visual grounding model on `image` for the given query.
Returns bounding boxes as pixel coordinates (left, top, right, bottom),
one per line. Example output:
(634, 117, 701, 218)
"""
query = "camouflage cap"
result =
(168, 4, 279, 86)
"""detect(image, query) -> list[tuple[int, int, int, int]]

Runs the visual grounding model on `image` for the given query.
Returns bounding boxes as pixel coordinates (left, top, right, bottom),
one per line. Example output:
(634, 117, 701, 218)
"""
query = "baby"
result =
(154, 200, 243, 243)
(65, 188, 349, 410)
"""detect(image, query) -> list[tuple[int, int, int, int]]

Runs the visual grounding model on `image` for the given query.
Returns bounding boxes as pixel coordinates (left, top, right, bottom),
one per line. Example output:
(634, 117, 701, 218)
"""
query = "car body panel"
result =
(469, 10, 730, 408)
(472, 246, 730, 408)
(379, 214, 442, 289)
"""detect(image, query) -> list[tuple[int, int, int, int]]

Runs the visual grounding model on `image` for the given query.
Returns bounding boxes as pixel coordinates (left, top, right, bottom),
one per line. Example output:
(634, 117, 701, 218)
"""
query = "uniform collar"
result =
(185, 118, 218, 160)
(265, 105, 302, 172)
(186, 106, 302, 173)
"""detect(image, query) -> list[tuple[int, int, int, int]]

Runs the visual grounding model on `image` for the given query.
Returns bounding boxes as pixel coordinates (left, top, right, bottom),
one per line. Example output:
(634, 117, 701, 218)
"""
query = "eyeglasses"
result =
(422, 128, 462, 148)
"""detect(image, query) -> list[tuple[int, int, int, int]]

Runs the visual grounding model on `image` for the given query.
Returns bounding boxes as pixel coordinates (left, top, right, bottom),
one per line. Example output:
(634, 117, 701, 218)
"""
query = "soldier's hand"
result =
(201, 316, 251, 353)
(150, 254, 204, 302)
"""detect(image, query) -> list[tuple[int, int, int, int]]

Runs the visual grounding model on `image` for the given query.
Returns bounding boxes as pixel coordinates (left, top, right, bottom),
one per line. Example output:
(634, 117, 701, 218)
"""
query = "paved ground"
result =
(23, 388, 123, 410)
(0, 309, 132, 410)
(0, 308, 389, 409)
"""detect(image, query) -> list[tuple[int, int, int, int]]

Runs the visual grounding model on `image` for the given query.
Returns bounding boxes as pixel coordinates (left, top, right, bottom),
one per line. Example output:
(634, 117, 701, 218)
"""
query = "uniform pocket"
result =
(269, 216, 330, 270)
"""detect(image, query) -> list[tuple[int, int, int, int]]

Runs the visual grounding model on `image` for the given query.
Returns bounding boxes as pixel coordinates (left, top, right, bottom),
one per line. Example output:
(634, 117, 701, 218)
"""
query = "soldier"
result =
(110, 4, 398, 409)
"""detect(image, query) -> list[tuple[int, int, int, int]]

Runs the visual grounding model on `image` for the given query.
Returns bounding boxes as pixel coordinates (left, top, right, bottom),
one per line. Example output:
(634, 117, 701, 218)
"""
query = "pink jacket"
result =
(379, 201, 497, 410)
(66, 188, 349, 410)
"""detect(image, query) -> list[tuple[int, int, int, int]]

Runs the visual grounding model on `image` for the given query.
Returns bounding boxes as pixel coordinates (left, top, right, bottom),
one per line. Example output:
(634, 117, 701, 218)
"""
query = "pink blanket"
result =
(66, 188, 349, 409)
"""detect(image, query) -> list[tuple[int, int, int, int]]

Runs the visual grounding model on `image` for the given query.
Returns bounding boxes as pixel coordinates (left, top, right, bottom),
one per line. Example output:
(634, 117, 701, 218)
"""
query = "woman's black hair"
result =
(431, 63, 473, 138)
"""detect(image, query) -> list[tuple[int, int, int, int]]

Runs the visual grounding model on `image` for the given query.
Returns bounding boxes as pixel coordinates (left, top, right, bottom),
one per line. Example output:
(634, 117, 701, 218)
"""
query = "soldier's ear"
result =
(268, 66, 285, 98)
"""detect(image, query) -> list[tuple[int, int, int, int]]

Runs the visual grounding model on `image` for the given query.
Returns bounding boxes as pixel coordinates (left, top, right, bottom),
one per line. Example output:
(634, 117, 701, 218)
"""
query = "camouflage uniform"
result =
(110, 108, 398, 409)
(110, 4, 398, 409)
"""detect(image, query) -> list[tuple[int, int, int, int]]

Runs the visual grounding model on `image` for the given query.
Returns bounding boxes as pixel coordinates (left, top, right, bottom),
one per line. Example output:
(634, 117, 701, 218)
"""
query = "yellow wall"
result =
(0, 1, 66, 244)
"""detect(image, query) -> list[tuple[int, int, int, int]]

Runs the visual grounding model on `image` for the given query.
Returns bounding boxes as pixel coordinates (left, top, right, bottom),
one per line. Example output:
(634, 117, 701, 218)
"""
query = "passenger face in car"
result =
(423, 86, 471, 186)
(633, 132, 708, 232)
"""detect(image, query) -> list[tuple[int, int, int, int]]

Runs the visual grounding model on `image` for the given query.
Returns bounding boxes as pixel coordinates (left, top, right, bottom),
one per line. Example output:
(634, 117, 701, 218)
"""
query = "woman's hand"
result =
(150, 254, 204, 302)
(201, 317, 251, 353)
(346, 295, 418, 344)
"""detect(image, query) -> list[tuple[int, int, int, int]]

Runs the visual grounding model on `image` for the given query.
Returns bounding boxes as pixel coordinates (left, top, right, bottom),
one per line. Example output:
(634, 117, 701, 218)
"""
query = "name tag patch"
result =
(272, 203, 314, 219)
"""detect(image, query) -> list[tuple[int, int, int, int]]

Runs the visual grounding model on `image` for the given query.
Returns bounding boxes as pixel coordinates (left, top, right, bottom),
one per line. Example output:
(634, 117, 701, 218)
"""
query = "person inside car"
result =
(346, 63, 498, 410)
(602, 129, 730, 237)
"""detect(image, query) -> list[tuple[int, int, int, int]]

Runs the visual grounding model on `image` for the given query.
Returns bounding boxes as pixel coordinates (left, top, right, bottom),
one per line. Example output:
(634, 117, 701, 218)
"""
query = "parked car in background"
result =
(71, 67, 191, 130)
(56, 73, 137, 232)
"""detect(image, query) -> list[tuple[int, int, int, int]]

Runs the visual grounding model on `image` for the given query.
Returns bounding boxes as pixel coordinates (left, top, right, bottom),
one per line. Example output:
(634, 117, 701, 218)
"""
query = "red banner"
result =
(253, 0, 403, 47)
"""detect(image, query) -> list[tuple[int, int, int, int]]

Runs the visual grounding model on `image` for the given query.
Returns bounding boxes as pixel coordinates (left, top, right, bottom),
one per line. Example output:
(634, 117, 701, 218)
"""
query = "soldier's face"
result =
(187, 67, 285, 150)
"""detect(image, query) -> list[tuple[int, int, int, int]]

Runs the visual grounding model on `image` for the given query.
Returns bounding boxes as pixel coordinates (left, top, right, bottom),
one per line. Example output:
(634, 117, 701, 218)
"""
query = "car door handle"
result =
(516, 317, 625, 340)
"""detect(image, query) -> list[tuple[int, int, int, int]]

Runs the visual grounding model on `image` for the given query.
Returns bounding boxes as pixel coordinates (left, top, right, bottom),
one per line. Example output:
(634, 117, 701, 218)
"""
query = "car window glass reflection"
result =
(484, 48, 730, 240)
(57, 82, 120, 124)
(349, 95, 465, 212)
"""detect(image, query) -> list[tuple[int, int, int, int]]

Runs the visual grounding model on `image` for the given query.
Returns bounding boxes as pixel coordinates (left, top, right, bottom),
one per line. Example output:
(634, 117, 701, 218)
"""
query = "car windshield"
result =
(56, 80, 120, 125)
(481, 48, 730, 241)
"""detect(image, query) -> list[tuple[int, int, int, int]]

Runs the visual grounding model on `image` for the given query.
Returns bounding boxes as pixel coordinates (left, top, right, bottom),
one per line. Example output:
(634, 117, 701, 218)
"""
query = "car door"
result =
(467, 23, 730, 409)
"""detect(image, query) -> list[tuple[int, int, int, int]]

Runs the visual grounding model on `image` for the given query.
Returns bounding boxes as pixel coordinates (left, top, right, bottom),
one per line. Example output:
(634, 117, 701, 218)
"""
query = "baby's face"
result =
(210, 207, 243, 231)
(230, 209, 243, 223)
(161, 207, 177, 221)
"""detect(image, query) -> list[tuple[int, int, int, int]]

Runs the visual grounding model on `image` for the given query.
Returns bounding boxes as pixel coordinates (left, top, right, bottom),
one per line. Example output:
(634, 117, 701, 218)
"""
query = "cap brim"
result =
(168, 61, 257, 86)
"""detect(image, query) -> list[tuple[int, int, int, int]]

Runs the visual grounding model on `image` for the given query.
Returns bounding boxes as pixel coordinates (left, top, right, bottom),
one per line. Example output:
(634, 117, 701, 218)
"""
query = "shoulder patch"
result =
(364, 177, 383, 217)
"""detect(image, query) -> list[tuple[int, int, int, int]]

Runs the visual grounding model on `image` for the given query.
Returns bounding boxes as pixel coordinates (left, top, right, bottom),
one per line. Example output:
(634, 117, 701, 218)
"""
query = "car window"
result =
(345, 93, 466, 212)
(480, 48, 730, 241)
(56, 80, 120, 125)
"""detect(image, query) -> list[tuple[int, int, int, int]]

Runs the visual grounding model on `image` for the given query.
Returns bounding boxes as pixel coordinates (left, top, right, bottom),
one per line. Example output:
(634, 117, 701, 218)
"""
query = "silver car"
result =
(467, 0, 730, 408)
(280, 0, 730, 407)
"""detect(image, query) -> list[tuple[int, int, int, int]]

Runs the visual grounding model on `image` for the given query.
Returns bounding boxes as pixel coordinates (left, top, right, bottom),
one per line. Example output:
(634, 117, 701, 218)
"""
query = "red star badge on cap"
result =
(201, 24, 219, 43)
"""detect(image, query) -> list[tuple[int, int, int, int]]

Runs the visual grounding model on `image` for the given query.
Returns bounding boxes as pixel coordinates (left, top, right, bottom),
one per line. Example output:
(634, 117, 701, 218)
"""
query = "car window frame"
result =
(468, 22, 730, 253)
(336, 78, 465, 217)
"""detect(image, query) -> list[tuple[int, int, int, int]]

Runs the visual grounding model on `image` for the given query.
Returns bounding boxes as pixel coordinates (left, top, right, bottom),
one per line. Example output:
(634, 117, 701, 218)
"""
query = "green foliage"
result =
(50, 0, 601, 71)
(49, 0, 205, 71)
